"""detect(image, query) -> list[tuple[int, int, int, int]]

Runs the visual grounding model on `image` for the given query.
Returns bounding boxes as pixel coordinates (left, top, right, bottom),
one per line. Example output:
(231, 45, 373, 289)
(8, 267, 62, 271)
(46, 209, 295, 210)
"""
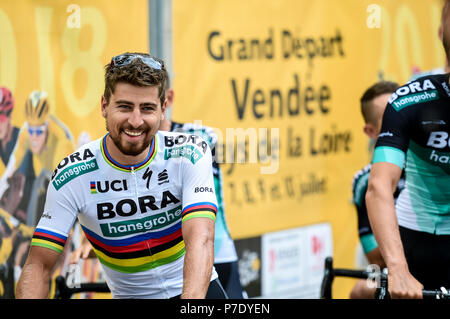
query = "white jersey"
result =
(31, 131, 218, 298)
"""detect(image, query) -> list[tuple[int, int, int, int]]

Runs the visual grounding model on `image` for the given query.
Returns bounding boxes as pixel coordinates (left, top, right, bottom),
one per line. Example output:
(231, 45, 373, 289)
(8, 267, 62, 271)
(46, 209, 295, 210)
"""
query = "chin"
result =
(119, 141, 150, 156)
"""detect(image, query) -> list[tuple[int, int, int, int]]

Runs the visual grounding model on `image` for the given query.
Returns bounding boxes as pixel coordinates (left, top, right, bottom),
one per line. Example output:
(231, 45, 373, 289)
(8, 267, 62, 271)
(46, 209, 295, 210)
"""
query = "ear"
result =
(363, 123, 377, 139)
(165, 88, 174, 107)
(161, 99, 168, 121)
(101, 96, 108, 118)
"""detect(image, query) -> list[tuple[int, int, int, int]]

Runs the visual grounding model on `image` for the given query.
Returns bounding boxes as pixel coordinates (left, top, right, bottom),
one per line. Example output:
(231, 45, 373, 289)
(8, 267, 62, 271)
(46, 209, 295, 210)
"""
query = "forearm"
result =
(366, 185, 408, 271)
(182, 235, 214, 299)
(15, 262, 51, 299)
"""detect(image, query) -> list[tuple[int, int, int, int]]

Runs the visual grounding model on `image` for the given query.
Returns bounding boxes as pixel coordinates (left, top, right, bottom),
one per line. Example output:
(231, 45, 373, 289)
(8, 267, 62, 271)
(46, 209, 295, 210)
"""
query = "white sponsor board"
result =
(261, 223, 333, 298)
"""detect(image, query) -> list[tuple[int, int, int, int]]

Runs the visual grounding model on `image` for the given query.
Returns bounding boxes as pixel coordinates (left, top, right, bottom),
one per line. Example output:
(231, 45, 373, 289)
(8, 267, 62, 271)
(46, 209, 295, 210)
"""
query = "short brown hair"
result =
(360, 81, 399, 124)
(103, 52, 167, 106)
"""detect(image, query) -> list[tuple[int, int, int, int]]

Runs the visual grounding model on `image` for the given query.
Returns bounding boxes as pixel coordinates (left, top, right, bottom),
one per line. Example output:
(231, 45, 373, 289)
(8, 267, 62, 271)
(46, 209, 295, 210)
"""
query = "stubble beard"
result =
(106, 121, 153, 156)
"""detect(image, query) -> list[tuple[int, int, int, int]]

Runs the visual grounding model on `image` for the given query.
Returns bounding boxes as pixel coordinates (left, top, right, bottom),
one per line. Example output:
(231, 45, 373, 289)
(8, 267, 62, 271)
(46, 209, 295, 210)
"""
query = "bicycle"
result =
(53, 275, 110, 299)
(320, 256, 450, 299)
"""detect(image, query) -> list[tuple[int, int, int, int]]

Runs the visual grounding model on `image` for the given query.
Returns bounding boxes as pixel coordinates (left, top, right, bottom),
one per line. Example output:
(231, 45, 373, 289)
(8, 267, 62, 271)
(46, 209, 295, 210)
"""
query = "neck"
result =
(105, 134, 152, 167)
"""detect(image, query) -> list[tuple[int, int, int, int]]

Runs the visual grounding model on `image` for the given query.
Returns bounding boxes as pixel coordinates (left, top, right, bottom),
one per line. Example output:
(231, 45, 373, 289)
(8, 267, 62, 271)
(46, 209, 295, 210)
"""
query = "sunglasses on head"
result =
(110, 53, 164, 70)
(28, 123, 47, 136)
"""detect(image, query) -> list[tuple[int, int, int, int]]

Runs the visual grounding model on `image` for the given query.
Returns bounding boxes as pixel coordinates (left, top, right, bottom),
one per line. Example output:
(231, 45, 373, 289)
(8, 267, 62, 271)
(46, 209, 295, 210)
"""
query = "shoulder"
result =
(158, 130, 211, 165)
(388, 74, 446, 112)
(170, 121, 218, 147)
(50, 137, 102, 190)
(159, 130, 211, 153)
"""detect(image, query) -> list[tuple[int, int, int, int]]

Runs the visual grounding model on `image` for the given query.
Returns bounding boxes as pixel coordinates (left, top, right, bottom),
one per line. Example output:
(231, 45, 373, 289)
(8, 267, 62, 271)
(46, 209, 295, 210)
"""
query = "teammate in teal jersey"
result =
(350, 81, 401, 299)
(159, 73, 245, 299)
(366, 0, 450, 299)
(16, 53, 225, 299)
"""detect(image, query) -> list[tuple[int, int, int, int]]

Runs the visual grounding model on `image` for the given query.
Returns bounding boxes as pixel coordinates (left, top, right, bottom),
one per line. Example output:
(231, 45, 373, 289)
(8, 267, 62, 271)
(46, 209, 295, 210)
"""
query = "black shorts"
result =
(170, 278, 228, 299)
(399, 226, 450, 289)
(214, 261, 245, 299)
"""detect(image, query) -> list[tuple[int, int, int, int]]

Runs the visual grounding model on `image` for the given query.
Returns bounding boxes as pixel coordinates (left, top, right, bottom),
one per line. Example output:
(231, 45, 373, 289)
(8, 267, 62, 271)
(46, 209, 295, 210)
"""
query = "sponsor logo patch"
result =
(100, 205, 182, 237)
(164, 145, 204, 164)
(391, 90, 439, 111)
(52, 159, 99, 190)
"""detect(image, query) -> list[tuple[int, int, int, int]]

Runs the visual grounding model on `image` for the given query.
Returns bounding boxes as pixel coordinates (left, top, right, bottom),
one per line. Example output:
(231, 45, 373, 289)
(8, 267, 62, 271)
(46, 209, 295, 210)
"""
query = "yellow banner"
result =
(0, 0, 148, 298)
(0, 0, 148, 141)
(172, 0, 445, 297)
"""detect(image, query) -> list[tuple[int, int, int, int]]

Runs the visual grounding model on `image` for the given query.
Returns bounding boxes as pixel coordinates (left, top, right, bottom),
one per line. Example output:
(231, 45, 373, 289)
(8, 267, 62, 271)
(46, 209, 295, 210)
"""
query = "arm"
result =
(15, 246, 61, 298)
(366, 162, 423, 298)
(181, 217, 215, 299)
(179, 133, 218, 299)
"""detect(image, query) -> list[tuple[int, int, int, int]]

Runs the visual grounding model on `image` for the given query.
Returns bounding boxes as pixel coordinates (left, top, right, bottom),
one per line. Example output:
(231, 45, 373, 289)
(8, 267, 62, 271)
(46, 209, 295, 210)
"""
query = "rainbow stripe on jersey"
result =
(80, 201, 216, 273)
(182, 202, 217, 222)
(31, 228, 67, 253)
(100, 133, 157, 172)
(81, 222, 185, 274)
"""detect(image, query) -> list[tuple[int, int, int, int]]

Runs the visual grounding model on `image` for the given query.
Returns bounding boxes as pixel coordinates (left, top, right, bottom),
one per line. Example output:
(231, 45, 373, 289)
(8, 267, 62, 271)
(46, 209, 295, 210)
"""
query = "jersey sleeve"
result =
(180, 138, 218, 223)
(352, 168, 378, 254)
(31, 174, 79, 254)
(372, 95, 411, 169)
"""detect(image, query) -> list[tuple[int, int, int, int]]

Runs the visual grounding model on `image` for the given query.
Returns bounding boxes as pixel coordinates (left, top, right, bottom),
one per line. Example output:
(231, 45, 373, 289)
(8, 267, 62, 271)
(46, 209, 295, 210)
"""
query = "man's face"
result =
(28, 123, 48, 155)
(102, 82, 166, 159)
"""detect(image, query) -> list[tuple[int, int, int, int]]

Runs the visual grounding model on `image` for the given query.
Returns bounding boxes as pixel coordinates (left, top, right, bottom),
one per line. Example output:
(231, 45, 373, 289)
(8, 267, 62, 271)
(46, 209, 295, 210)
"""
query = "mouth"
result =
(123, 129, 144, 137)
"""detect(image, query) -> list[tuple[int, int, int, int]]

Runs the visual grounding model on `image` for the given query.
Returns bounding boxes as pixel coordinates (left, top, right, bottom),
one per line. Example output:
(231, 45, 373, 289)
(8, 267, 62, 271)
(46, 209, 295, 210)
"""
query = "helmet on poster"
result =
(0, 87, 14, 121)
(25, 90, 50, 126)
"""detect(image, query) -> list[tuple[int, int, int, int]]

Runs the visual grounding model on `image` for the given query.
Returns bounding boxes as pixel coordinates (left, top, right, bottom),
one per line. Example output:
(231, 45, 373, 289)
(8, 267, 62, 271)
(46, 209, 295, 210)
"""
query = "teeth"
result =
(124, 130, 142, 137)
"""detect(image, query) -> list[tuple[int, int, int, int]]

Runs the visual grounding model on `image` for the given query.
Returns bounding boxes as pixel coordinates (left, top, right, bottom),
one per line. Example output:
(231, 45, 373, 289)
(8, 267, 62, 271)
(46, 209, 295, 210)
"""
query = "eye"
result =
(141, 105, 156, 112)
(118, 104, 132, 110)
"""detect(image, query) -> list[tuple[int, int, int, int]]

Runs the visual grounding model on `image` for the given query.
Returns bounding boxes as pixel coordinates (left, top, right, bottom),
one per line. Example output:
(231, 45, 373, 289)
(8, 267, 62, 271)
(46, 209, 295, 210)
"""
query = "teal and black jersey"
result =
(352, 164, 405, 253)
(373, 73, 450, 235)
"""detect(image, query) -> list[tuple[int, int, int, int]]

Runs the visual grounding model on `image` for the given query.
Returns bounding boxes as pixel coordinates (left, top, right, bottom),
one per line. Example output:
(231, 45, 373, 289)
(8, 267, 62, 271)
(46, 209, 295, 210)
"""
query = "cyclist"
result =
(16, 52, 225, 299)
(0, 90, 75, 225)
(69, 71, 245, 298)
(366, 1, 450, 298)
(350, 81, 402, 299)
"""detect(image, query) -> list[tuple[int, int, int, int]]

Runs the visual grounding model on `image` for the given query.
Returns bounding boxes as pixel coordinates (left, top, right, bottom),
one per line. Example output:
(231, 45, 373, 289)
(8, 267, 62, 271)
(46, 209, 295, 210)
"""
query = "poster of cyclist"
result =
(0, 0, 148, 298)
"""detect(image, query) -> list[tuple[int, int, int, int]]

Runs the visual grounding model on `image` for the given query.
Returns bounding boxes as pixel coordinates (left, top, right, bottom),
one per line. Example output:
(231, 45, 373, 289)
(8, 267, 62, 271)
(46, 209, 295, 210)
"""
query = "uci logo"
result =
(91, 179, 128, 194)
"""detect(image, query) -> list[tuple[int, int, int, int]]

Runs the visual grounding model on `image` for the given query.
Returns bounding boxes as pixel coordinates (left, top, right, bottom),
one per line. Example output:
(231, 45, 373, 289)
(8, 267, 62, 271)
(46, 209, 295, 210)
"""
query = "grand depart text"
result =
(207, 28, 345, 62)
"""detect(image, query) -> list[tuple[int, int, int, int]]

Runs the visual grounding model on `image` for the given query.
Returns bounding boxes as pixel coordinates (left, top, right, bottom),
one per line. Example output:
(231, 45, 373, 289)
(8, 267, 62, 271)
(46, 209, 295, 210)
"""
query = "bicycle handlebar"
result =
(54, 275, 110, 299)
(321, 256, 450, 299)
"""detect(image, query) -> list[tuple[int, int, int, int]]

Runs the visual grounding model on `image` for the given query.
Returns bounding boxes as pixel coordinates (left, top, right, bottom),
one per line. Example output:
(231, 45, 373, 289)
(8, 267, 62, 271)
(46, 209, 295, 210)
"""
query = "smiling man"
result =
(16, 53, 225, 299)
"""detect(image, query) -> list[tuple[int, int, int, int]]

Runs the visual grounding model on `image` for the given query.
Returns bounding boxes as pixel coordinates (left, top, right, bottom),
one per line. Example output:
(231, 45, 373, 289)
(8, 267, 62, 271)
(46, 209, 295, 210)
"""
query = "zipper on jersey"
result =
(131, 165, 153, 257)
(131, 166, 139, 199)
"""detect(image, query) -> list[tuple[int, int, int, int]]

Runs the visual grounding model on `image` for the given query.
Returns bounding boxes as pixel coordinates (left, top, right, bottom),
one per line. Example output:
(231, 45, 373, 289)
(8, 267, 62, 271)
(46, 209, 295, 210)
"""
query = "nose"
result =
(128, 108, 144, 128)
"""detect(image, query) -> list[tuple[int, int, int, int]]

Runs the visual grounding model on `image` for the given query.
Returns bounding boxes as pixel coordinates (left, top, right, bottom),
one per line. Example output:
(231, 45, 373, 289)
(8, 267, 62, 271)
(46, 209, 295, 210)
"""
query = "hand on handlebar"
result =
(388, 268, 423, 299)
